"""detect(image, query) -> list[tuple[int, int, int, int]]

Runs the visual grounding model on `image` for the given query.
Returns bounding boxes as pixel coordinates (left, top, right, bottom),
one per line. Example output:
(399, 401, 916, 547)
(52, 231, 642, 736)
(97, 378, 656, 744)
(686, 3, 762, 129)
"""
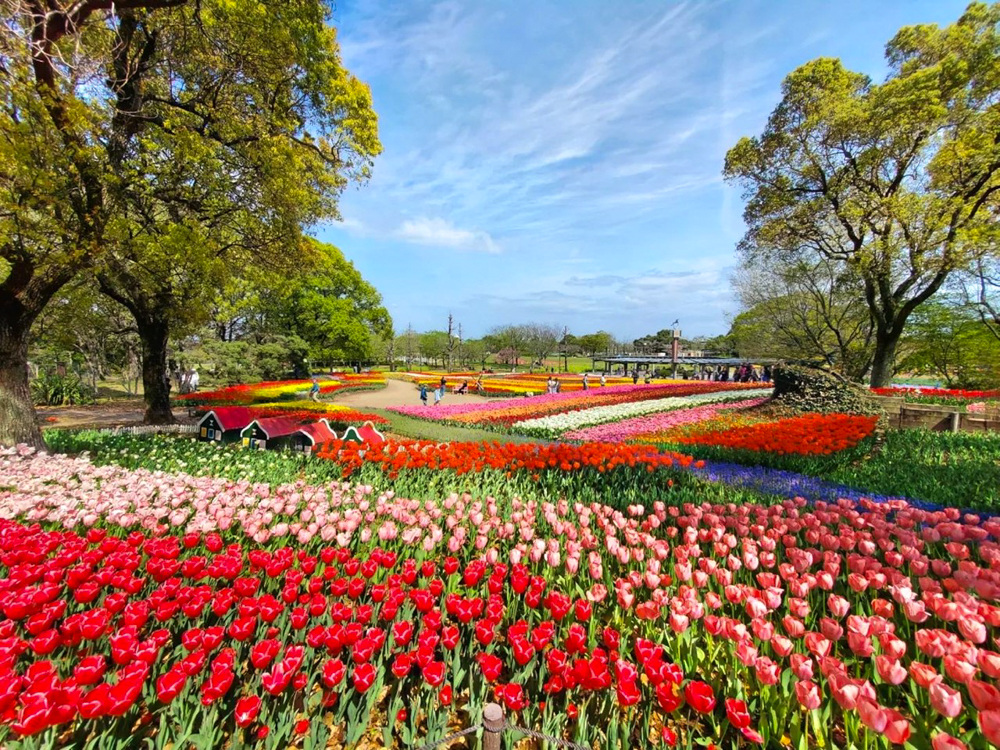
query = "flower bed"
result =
(390, 383, 768, 431)
(671, 413, 879, 456)
(0, 446, 997, 748)
(515, 390, 771, 438)
(563, 398, 769, 442)
(176, 373, 387, 406)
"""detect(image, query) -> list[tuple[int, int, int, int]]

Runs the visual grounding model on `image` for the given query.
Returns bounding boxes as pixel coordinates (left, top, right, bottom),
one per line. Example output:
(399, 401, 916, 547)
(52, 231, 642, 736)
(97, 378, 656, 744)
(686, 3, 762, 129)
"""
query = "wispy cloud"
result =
(324, 0, 961, 338)
(397, 217, 499, 253)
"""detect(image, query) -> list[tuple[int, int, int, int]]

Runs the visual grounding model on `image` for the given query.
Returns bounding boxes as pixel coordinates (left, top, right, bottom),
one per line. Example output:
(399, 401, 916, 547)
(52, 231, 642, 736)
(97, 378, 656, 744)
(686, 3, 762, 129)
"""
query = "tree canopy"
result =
(1, 0, 381, 440)
(724, 2, 1000, 386)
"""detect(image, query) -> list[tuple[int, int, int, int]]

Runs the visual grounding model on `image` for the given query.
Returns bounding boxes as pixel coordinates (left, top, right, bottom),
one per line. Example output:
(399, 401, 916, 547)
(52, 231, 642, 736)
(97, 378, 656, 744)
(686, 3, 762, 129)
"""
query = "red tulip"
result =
(321, 660, 346, 689)
(423, 661, 446, 687)
(235, 695, 261, 727)
(352, 663, 377, 693)
(156, 669, 187, 704)
(724, 698, 750, 730)
(683, 681, 715, 714)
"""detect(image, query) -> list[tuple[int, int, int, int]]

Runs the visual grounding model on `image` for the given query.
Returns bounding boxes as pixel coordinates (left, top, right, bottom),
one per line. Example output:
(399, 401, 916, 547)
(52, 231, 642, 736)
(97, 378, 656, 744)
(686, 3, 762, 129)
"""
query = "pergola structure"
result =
(591, 354, 776, 376)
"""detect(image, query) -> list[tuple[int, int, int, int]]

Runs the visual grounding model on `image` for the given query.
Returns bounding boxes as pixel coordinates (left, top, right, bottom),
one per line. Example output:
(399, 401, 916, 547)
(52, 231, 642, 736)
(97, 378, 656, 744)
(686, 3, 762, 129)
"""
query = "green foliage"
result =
(45, 430, 776, 511)
(770, 364, 882, 416)
(899, 302, 1000, 388)
(30, 373, 95, 406)
(192, 336, 310, 385)
(828, 430, 1000, 510)
(724, 3, 1000, 386)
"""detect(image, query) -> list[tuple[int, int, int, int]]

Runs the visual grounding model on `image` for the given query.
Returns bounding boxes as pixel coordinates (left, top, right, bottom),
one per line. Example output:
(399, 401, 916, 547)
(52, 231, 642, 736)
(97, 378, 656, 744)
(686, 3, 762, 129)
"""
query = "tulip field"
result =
(2, 374, 1000, 750)
(176, 372, 387, 407)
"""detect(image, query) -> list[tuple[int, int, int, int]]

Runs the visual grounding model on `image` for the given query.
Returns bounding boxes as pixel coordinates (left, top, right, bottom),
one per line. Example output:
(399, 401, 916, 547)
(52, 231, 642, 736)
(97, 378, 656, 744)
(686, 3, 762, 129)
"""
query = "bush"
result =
(769, 363, 881, 416)
(30, 372, 96, 406)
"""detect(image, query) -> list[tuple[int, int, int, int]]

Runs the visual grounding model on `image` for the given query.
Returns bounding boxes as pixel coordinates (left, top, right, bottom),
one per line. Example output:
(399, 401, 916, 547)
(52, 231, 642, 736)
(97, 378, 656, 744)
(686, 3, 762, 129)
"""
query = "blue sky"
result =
(320, 0, 969, 341)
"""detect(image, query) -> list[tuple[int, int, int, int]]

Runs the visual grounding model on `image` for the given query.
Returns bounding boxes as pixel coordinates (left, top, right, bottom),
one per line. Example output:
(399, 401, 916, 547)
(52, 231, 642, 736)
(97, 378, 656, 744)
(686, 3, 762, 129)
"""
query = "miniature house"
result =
(290, 420, 337, 454)
(341, 421, 386, 445)
(240, 416, 304, 450)
(197, 407, 255, 443)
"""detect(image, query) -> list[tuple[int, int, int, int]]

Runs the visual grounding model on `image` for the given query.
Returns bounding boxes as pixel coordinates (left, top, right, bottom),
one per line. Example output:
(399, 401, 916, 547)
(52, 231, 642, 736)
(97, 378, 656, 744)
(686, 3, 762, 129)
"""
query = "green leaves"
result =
(724, 2, 1000, 387)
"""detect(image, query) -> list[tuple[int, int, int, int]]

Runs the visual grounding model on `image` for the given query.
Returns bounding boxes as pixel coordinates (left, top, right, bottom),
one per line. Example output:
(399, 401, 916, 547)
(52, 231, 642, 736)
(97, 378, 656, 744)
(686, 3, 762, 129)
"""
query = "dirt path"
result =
(39, 400, 194, 429)
(332, 379, 491, 409)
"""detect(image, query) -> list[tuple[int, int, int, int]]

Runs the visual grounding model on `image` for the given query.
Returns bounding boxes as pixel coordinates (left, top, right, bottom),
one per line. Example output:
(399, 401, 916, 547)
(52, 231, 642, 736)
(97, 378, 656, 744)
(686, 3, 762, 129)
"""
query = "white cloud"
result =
(397, 217, 499, 253)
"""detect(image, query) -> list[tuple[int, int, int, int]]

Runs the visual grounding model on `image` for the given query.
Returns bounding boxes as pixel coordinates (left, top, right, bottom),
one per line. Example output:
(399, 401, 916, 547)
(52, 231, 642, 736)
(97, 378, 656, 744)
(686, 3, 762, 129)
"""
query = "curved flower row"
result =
(671, 414, 879, 456)
(391, 383, 769, 429)
(516, 390, 772, 437)
(176, 373, 387, 406)
(563, 398, 769, 442)
(314, 439, 698, 480)
(0, 446, 998, 747)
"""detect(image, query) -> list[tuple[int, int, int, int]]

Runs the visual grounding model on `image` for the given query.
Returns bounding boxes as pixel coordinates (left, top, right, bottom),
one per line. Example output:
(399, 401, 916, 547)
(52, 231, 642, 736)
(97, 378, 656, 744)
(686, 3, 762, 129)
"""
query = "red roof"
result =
(200, 407, 255, 432)
(357, 423, 386, 445)
(245, 416, 304, 439)
(295, 421, 336, 446)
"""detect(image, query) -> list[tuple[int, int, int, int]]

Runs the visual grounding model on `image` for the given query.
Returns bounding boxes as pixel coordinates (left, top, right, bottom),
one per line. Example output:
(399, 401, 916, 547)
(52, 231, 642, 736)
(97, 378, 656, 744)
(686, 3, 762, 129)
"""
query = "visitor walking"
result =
(309, 377, 321, 402)
(632, 370, 639, 385)
(600, 373, 606, 387)
(188, 368, 200, 392)
(644, 371, 651, 384)
(433, 384, 443, 406)
(420, 383, 428, 406)
(582, 373, 589, 391)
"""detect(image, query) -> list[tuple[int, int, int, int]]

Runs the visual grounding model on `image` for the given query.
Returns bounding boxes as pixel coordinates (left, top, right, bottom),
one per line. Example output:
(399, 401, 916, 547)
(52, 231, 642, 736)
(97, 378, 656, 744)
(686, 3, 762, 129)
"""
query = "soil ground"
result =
(335, 378, 490, 409)
(38, 400, 194, 429)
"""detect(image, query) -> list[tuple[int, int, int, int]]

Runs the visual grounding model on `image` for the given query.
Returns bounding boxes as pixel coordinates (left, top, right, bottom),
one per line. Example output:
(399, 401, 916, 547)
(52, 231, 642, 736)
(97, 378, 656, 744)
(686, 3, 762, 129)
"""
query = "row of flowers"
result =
(0, 444, 997, 748)
(395, 371, 641, 397)
(197, 402, 388, 426)
(390, 383, 769, 430)
(669, 413, 880, 456)
(515, 390, 772, 438)
(873, 387, 1000, 400)
(562, 398, 769, 442)
(176, 373, 387, 407)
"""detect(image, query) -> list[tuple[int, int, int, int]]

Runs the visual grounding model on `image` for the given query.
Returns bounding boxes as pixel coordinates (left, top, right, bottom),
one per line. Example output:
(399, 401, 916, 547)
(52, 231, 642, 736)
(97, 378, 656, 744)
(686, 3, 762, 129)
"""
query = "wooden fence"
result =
(874, 396, 1000, 433)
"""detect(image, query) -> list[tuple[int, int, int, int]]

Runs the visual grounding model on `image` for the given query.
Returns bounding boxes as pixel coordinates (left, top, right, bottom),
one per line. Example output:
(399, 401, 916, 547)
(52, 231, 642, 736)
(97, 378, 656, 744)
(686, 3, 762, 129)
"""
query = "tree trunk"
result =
(869, 331, 900, 388)
(137, 320, 176, 425)
(0, 320, 44, 448)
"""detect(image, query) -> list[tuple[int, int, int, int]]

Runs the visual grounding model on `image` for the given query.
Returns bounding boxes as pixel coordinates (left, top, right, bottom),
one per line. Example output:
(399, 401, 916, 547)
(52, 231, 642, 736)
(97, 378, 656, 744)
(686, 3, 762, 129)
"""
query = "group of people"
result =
(171, 367, 200, 394)
(420, 373, 489, 406)
(695, 364, 771, 383)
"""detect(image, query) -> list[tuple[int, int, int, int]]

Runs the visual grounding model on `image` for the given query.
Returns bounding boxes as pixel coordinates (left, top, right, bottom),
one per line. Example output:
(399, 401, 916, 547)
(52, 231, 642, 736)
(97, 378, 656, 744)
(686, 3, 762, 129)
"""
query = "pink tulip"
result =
(980, 711, 1000, 747)
(929, 682, 962, 719)
(882, 708, 910, 745)
(931, 733, 966, 750)
(857, 698, 887, 733)
(875, 655, 907, 686)
(794, 680, 821, 711)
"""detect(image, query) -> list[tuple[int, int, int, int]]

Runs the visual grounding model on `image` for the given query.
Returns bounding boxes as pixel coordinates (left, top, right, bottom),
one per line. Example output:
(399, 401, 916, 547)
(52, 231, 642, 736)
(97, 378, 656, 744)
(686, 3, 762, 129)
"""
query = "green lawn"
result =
(367, 408, 547, 444)
(656, 428, 1000, 511)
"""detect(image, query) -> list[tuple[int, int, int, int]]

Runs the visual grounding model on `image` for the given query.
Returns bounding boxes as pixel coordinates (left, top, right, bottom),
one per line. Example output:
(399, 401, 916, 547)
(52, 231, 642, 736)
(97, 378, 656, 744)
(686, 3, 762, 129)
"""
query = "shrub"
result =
(769, 363, 881, 416)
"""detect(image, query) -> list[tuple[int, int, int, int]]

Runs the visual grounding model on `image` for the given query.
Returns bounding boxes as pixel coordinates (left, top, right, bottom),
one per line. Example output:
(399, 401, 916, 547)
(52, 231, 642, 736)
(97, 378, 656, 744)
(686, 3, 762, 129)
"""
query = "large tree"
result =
(1, 0, 196, 446)
(0, 0, 380, 442)
(95, 1, 380, 423)
(724, 2, 1000, 386)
